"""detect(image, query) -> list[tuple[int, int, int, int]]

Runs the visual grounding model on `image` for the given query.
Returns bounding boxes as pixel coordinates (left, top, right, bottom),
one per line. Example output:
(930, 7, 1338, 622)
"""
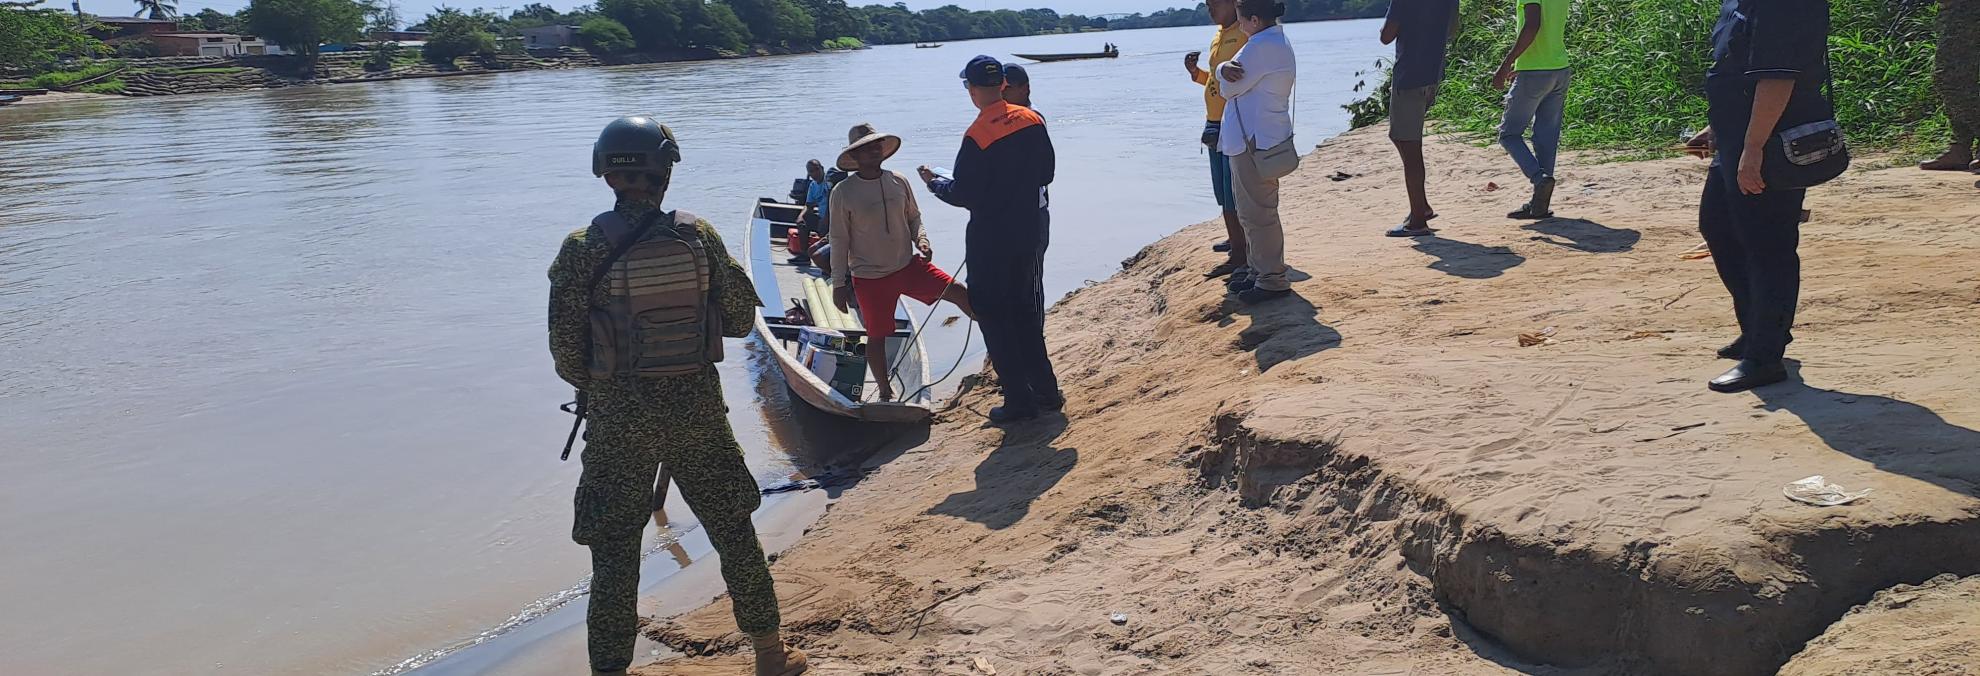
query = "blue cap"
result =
(961, 55, 1004, 87)
(1001, 63, 1028, 86)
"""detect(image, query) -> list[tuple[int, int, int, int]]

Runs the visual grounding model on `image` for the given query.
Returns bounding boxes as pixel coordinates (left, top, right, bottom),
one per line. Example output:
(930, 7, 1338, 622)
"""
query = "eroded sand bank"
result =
(635, 126, 1980, 675)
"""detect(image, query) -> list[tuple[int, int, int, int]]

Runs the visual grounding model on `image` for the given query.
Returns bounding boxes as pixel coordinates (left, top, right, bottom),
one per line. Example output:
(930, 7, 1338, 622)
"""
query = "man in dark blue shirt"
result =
(919, 56, 1063, 423)
(1689, 0, 1831, 392)
(1380, 0, 1462, 236)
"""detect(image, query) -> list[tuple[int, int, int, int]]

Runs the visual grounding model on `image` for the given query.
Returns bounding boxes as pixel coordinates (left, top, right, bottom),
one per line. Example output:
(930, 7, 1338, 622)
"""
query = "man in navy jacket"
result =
(919, 55, 1062, 423)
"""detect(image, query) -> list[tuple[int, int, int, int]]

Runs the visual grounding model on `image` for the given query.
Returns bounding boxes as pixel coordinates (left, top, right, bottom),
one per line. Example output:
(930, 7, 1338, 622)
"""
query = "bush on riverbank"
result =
(1422, 0, 1944, 151)
(579, 17, 638, 53)
(820, 36, 864, 50)
(0, 59, 122, 89)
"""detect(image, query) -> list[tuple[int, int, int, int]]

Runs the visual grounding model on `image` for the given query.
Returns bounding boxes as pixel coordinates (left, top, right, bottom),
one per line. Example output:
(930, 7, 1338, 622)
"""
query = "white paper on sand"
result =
(1783, 475, 1872, 507)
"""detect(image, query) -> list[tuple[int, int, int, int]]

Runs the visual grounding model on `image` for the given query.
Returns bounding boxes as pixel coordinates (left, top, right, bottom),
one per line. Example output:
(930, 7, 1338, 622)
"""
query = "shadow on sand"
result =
(1752, 362, 1980, 497)
(928, 415, 1076, 530)
(1413, 235, 1526, 279)
(1523, 218, 1642, 254)
(1218, 291, 1342, 373)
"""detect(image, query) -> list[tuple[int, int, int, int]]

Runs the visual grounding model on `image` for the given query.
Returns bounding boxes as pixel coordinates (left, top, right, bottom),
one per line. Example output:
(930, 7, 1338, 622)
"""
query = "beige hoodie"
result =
(828, 169, 932, 288)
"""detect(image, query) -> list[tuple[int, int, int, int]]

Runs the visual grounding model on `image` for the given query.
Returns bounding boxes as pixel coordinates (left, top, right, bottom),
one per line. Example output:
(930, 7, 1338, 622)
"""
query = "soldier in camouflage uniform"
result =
(1921, 0, 1979, 174)
(548, 117, 808, 676)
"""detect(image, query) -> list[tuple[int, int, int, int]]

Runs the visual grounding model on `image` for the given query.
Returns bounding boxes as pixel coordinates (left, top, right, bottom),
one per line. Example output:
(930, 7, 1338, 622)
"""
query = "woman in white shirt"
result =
(1218, 0, 1297, 304)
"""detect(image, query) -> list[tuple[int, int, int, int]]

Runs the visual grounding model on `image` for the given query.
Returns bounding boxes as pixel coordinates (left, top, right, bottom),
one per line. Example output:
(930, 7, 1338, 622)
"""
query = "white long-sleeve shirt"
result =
(828, 169, 931, 288)
(1216, 24, 1296, 156)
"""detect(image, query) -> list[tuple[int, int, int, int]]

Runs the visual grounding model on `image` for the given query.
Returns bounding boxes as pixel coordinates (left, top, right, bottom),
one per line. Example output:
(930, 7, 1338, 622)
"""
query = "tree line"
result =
(5, 0, 1391, 71)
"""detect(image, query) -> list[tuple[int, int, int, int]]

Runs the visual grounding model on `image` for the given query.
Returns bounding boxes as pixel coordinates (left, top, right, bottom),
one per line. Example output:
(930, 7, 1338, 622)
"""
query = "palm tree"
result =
(133, 0, 178, 20)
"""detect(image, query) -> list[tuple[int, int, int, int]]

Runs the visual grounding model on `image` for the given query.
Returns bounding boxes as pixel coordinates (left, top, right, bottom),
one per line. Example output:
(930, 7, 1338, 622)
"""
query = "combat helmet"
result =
(592, 116, 682, 176)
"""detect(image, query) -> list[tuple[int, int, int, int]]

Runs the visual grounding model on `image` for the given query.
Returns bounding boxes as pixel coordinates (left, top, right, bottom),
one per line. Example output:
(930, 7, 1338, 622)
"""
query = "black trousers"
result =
(968, 209, 1059, 410)
(1698, 170, 1806, 363)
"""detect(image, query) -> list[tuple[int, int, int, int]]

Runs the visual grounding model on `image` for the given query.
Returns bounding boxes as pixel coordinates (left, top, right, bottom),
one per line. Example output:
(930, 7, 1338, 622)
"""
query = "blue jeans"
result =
(1499, 68, 1573, 184)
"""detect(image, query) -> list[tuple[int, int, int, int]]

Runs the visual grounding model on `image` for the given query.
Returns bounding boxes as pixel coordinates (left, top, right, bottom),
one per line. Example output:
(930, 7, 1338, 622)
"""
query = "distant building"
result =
(368, 30, 431, 42)
(86, 16, 179, 40)
(521, 25, 580, 49)
(152, 33, 272, 57)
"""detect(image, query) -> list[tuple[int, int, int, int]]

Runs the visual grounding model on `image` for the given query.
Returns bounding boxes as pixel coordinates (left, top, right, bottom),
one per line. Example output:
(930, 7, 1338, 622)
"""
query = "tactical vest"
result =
(585, 210, 725, 379)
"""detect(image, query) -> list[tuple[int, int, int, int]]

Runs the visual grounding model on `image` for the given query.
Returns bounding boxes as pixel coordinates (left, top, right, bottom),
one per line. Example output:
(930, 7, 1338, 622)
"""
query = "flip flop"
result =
(1387, 224, 1436, 237)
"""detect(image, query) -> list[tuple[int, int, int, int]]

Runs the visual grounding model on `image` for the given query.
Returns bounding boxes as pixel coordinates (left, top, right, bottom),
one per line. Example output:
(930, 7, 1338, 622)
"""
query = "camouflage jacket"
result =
(547, 202, 760, 402)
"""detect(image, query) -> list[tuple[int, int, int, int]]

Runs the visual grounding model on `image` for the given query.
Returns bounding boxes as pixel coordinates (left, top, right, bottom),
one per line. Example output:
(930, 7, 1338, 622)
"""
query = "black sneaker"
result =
(988, 405, 1041, 425)
(1037, 392, 1065, 411)
(1212, 240, 1232, 253)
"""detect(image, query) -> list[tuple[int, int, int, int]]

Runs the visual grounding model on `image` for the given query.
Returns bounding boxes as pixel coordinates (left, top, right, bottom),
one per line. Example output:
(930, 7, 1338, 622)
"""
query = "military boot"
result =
(1920, 143, 1974, 171)
(752, 631, 809, 676)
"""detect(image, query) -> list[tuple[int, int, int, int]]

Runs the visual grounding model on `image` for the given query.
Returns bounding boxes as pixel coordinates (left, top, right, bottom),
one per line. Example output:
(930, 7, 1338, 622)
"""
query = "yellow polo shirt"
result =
(1194, 24, 1249, 122)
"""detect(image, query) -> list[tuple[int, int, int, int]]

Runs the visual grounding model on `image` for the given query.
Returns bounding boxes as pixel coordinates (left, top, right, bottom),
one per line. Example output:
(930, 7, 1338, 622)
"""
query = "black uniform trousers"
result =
(968, 208, 1059, 411)
(1698, 167, 1805, 363)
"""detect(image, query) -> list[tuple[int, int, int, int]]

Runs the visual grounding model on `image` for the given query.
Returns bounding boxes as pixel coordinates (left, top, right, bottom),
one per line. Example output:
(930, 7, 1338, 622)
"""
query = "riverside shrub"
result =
(1418, 0, 1944, 150)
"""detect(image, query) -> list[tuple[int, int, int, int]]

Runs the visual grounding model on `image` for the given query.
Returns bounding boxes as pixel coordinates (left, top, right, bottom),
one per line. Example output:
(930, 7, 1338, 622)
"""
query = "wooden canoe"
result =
(743, 198, 934, 424)
(1011, 49, 1118, 62)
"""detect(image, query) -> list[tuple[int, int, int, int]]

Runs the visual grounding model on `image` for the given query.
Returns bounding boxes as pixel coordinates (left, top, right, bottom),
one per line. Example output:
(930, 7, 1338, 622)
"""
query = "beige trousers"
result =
(1230, 143, 1289, 291)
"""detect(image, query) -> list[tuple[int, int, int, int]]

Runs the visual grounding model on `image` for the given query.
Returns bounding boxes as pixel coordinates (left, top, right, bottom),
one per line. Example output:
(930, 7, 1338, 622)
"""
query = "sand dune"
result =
(637, 126, 1980, 675)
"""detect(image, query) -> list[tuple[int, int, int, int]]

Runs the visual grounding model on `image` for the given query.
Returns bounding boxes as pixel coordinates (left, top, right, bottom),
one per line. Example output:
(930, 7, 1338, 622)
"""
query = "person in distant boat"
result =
(1380, 0, 1461, 237)
(791, 159, 830, 264)
(547, 116, 807, 676)
(829, 124, 974, 402)
(1184, 0, 1249, 280)
(1217, 0, 1298, 305)
(1001, 62, 1033, 109)
(917, 55, 1063, 424)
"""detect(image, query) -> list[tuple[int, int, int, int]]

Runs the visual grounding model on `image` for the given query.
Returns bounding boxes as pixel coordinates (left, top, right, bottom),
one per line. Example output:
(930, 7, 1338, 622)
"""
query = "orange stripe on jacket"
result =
(965, 101, 1045, 150)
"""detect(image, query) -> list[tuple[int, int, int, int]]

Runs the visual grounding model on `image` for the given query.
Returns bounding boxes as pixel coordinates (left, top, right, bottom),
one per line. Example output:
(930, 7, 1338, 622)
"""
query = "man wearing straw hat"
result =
(830, 123, 975, 402)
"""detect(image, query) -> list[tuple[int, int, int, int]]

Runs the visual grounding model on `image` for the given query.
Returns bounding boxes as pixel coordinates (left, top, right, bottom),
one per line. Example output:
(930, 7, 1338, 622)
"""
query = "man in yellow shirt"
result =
(1184, 0, 1249, 280)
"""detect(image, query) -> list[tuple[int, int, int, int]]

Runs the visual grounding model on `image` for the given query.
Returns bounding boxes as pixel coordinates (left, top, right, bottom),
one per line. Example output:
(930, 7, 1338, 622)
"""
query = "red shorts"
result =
(853, 258, 954, 336)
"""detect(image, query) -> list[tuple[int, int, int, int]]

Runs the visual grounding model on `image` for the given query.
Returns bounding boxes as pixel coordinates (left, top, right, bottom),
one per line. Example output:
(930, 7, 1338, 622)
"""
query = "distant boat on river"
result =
(914, 43, 944, 48)
(1012, 44, 1120, 62)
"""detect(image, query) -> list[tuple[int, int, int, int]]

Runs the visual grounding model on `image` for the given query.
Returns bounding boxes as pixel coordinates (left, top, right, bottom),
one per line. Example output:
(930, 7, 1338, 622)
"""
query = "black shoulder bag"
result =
(1743, 0, 1850, 190)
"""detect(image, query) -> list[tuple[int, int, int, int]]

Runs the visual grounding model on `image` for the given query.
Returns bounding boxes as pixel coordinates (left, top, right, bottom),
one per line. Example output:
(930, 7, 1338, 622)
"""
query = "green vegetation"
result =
(1106, 0, 1386, 30)
(133, 0, 178, 20)
(245, 0, 366, 64)
(422, 7, 499, 64)
(0, 59, 123, 89)
(180, 7, 245, 32)
(578, 17, 637, 53)
(819, 36, 863, 50)
(1418, 0, 1945, 151)
(363, 39, 401, 71)
(0, 0, 107, 69)
(78, 78, 125, 94)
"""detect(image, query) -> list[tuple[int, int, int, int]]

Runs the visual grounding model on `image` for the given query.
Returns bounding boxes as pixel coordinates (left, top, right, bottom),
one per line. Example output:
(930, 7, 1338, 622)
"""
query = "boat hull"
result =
(743, 199, 934, 424)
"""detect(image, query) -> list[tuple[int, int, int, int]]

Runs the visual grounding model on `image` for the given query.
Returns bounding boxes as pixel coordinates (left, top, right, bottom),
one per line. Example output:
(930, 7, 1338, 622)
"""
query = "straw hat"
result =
(837, 124, 902, 171)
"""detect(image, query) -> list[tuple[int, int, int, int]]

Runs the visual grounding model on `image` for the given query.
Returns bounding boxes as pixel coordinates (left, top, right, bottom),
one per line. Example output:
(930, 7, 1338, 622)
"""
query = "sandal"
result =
(1386, 220, 1437, 237)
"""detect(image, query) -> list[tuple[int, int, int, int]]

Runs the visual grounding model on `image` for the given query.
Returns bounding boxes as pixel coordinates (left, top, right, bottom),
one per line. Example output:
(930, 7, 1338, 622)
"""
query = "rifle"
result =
(559, 391, 586, 461)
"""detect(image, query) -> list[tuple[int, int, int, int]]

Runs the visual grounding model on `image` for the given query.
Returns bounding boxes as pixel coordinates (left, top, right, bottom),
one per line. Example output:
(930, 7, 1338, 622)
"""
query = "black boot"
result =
(1716, 338, 1745, 360)
(988, 404, 1041, 425)
(1709, 359, 1788, 393)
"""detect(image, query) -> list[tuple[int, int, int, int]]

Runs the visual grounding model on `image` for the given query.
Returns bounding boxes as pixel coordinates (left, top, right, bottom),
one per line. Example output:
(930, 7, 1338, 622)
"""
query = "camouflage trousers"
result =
(573, 382, 780, 672)
(1940, 0, 1979, 146)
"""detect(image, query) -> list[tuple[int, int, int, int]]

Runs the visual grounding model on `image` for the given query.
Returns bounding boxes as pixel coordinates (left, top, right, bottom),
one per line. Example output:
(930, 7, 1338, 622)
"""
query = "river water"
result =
(0, 22, 1386, 675)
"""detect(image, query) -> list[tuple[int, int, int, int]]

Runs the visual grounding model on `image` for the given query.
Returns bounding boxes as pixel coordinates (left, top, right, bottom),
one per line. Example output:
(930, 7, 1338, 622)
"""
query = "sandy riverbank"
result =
(0, 91, 120, 107)
(632, 125, 1980, 674)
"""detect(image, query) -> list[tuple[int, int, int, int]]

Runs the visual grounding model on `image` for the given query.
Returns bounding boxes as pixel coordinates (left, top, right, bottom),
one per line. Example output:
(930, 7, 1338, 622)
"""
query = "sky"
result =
(69, 0, 1199, 26)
